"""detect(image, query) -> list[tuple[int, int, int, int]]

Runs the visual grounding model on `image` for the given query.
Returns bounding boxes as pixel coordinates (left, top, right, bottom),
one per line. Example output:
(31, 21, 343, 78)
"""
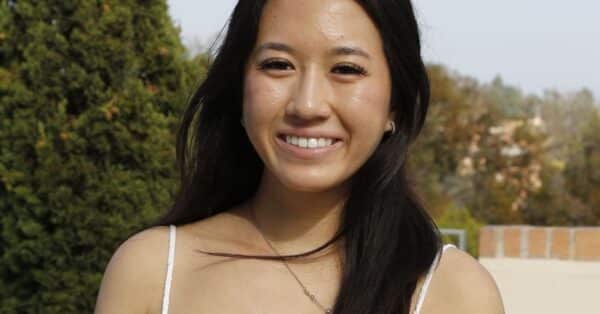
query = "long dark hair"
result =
(151, 1, 441, 313)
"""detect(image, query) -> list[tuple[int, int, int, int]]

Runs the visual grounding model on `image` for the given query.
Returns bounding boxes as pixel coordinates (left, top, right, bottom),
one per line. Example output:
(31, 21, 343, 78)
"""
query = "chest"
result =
(158, 255, 342, 314)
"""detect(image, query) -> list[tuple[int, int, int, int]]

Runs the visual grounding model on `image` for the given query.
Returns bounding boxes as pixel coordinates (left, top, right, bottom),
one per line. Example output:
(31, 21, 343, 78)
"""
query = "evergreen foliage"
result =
(0, 1, 203, 312)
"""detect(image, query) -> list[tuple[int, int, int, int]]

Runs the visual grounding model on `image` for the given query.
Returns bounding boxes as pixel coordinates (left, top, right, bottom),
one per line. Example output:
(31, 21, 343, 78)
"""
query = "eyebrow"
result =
(254, 42, 371, 59)
(255, 42, 295, 55)
(331, 46, 371, 59)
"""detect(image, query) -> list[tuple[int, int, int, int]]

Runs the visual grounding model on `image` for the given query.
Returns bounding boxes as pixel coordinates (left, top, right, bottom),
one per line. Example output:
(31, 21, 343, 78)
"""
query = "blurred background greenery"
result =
(0, 1, 598, 312)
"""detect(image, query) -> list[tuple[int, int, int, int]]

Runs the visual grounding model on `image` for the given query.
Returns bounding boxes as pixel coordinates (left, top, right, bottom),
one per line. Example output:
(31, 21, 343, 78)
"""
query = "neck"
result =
(246, 171, 348, 256)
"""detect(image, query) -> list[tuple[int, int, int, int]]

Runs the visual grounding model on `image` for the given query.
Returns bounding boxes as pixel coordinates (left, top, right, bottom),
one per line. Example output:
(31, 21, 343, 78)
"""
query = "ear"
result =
(385, 110, 397, 131)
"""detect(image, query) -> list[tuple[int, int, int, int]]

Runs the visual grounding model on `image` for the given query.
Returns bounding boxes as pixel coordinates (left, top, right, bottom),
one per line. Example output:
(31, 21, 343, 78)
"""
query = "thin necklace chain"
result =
(251, 207, 333, 314)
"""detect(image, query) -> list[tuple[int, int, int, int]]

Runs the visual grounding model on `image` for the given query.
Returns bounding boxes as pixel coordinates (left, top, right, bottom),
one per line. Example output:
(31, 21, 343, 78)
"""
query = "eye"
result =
(258, 59, 295, 71)
(332, 63, 368, 76)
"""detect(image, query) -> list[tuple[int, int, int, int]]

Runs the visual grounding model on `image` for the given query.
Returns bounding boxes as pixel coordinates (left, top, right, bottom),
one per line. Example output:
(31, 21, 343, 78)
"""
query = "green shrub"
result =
(436, 205, 483, 257)
(0, 1, 203, 312)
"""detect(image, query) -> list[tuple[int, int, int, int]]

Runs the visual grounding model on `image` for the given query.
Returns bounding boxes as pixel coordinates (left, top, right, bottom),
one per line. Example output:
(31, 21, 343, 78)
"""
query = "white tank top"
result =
(160, 225, 455, 314)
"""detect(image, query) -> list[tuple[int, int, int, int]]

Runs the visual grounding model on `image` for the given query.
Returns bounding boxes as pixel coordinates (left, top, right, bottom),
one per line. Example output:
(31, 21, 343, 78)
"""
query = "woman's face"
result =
(242, 0, 394, 193)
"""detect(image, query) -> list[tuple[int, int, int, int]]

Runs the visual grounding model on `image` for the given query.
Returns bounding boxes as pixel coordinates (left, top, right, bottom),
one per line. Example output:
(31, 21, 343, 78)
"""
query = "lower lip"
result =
(275, 136, 343, 160)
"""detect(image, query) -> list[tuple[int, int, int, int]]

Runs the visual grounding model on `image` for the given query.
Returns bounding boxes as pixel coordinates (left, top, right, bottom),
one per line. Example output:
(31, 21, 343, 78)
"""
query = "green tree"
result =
(437, 205, 483, 257)
(524, 89, 599, 225)
(0, 1, 203, 312)
(413, 65, 549, 225)
(563, 109, 600, 221)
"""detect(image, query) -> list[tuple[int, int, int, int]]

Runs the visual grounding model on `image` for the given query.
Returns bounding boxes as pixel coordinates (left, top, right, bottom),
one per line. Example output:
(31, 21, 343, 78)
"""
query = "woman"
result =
(95, 0, 505, 313)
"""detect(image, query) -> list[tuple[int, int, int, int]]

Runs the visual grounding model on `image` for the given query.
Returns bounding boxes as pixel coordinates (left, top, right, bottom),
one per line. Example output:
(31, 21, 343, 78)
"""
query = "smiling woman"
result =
(242, 0, 394, 194)
(95, 1, 504, 314)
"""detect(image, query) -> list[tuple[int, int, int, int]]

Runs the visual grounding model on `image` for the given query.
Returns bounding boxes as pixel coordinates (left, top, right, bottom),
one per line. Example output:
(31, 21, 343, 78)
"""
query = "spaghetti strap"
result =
(413, 243, 456, 314)
(161, 225, 176, 314)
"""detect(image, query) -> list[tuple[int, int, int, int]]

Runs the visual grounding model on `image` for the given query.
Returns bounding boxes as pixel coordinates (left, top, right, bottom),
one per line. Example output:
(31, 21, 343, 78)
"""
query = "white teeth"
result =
(284, 136, 336, 148)
(298, 138, 308, 148)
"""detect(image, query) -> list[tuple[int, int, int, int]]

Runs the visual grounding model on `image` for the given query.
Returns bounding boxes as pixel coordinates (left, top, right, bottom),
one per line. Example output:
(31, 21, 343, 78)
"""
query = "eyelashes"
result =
(259, 59, 294, 71)
(258, 59, 368, 76)
(332, 63, 368, 76)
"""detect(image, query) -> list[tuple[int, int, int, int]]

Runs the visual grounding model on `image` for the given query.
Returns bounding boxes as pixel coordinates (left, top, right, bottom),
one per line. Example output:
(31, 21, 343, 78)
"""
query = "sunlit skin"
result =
(241, 0, 395, 253)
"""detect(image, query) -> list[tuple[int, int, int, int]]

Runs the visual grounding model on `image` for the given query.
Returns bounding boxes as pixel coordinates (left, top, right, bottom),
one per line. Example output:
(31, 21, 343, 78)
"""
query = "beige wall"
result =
(478, 225, 600, 313)
(480, 258, 600, 314)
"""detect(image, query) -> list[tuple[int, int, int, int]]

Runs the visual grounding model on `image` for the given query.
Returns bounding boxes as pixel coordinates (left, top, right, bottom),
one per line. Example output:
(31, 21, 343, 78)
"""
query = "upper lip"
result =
(277, 129, 343, 141)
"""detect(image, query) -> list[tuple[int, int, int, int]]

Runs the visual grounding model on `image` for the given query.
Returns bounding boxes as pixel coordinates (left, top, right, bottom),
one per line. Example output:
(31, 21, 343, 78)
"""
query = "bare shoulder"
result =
(95, 225, 171, 314)
(427, 246, 505, 314)
(178, 205, 264, 253)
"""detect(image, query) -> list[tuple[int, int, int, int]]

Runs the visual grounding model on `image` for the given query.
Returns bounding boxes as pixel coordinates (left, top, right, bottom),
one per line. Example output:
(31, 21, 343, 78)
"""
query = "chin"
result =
(276, 169, 349, 193)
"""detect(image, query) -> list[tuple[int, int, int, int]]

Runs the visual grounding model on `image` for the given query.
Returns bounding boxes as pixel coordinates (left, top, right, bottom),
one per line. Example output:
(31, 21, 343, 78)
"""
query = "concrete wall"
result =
(480, 258, 600, 314)
(478, 225, 600, 314)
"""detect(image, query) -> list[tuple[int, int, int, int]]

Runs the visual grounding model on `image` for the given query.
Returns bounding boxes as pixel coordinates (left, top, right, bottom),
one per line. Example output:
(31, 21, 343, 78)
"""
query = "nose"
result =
(285, 67, 331, 121)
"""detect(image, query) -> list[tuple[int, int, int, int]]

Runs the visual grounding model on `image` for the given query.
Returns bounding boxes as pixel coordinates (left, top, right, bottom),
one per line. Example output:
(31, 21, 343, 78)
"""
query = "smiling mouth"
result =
(277, 134, 341, 149)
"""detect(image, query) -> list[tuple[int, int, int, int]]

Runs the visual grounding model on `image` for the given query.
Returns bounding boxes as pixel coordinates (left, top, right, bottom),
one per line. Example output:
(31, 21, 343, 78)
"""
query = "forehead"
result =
(256, 0, 383, 53)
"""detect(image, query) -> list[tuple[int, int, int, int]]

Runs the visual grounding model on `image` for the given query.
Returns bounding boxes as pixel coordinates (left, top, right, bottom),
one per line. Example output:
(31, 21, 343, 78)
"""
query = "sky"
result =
(167, 0, 600, 98)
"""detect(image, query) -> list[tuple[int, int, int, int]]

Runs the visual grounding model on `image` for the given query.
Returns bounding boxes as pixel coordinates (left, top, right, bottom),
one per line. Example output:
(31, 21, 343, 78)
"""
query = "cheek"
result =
(336, 80, 391, 135)
(243, 73, 289, 127)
